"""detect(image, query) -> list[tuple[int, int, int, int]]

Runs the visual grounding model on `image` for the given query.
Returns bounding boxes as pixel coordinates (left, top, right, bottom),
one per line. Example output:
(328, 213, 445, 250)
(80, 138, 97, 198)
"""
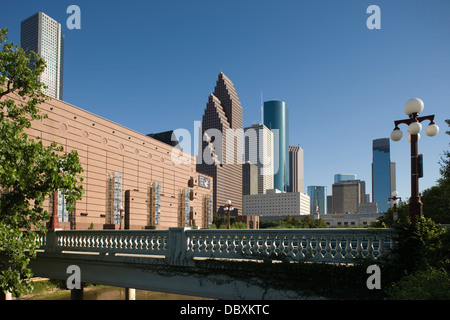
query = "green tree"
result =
(0, 28, 84, 297)
(421, 119, 450, 224)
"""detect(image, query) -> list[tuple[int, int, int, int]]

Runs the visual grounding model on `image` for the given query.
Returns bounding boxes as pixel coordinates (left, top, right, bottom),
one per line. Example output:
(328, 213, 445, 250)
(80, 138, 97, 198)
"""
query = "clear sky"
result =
(2, 0, 449, 204)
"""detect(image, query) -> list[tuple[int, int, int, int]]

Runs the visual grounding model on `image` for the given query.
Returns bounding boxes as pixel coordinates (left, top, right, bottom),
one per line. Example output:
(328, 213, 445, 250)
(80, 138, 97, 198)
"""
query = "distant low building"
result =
(243, 189, 310, 219)
(313, 212, 382, 227)
(358, 202, 378, 214)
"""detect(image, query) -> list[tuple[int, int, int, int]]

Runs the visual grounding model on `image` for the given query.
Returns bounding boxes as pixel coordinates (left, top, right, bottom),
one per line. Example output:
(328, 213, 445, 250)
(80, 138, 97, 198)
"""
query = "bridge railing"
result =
(40, 229, 169, 257)
(38, 228, 397, 265)
(184, 228, 396, 263)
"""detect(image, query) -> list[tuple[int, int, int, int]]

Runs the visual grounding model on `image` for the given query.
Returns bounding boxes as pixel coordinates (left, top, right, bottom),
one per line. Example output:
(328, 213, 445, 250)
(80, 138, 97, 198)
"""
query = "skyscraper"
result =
(288, 145, 304, 193)
(242, 161, 258, 195)
(264, 100, 289, 191)
(307, 186, 327, 215)
(372, 138, 396, 213)
(332, 180, 367, 214)
(334, 174, 357, 183)
(197, 72, 243, 215)
(244, 123, 274, 194)
(21, 12, 64, 100)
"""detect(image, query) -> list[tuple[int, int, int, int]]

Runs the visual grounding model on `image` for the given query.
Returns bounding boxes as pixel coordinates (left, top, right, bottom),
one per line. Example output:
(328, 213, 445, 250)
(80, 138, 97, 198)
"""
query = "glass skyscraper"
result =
(334, 174, 357, 183)
(264, 100, 289, 192)
(307, 186, 327, 215)
(372, 138, 395, 213)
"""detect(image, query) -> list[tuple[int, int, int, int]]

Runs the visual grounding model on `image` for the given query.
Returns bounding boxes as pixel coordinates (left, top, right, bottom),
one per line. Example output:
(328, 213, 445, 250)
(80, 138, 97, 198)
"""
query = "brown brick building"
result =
(13, 93, 214, 230)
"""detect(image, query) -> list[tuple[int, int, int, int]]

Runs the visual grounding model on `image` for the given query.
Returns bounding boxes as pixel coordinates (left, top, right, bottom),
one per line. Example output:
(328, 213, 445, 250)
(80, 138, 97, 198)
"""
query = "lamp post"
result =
(388, 191, 401, 223)
(119, 206, 124, 230)
(223, 200, 234, 229)
(390, 98, 439, 219)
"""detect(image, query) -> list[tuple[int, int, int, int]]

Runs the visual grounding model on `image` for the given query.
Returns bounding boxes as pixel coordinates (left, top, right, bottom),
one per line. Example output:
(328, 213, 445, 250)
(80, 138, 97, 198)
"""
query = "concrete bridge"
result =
(27, 227, 396, 300)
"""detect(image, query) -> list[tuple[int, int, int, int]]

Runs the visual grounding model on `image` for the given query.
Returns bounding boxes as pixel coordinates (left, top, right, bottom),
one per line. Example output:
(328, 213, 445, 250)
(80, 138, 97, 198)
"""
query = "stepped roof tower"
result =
(197, 73, 243, 215)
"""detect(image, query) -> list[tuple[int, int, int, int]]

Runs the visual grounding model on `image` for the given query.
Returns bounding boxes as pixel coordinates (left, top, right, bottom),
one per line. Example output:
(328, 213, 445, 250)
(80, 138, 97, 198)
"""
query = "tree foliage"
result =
(260, 215, 328, 229)
(0, 28, 84, 297)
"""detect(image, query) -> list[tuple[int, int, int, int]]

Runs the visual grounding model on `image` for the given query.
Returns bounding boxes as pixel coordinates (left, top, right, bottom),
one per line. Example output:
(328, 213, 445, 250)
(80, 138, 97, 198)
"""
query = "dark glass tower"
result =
(264, 100, 289, 191)
(372, 138, 395, 213)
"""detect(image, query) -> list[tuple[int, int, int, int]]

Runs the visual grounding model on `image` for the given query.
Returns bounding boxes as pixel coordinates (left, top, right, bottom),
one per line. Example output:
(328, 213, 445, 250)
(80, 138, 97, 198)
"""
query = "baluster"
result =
(199, 236, 206, 253)
(305, 236, 313, 258)
(278, 236, 285, 258)
(286, 236, 295, 261)
(367, 237, 374, 259)
(378, 236, 385, 258)
(324, 236, 333, 260)
(334, 236, 343, 260)
(237, 234, 245, 256)
(356, 237, 363, 258)
(344, 236, 353, 259)
(314, 236, 323, 261)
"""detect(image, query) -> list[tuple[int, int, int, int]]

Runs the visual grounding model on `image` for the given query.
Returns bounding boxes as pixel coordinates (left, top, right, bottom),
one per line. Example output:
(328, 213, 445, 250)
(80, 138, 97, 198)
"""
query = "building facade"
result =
(243, 161, 258, 195)
(332, 180, 366, 214)
(307, 186, 327, 215)
(372, 138, 396, 213)
(21, 12, 64, 100)
(243, 189, 310, 219)
(197, 72, 243, 215)
(263, 100, 289, 192)
(288, 145, 304, 193)
(13, 92, 213, 230)
(313, 213, 382, 227)
(244, 123, 274, 194)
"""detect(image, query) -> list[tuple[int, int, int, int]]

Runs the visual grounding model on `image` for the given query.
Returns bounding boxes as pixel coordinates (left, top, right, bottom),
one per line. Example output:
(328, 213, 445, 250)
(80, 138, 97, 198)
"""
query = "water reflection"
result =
(30, 286, 209, 300)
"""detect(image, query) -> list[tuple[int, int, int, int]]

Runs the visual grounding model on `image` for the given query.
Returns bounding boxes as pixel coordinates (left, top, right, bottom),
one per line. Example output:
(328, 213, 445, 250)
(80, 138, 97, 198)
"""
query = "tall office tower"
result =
(307, 186, 327, 215)
(334, 174, 357, 183)
(372, 138, 396, 213)
(288, 145, 304, 193)
(243, 162, 258, 195)
(244, 123, 274, 194)
(264, 100, 289, 191)
(21, 12, 64, 100)
(197, 72, 243, 215)
(332, 180, 367, 214)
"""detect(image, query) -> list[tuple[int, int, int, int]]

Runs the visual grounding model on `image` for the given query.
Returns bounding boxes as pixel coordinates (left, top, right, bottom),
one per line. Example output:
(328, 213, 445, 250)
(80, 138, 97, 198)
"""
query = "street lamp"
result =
(388, 191, 401, 222)
(390, 98, 439, 219)
(223, 200, 234, 229)
(119, 206, 124, 230)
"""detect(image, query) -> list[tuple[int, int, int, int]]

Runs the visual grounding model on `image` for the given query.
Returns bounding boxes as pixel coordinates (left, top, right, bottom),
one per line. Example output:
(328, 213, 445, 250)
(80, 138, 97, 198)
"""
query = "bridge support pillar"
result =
(70, 283, 84, 300)
(0, 291, 13, 300)
(125, 288, 136, 300)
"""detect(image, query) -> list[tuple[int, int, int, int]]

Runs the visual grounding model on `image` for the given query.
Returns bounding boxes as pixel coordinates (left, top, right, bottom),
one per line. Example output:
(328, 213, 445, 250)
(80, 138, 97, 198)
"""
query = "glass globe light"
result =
(391, 191, 398, 197)
(425, 123, 439, 137)
(404, 98, 424, 116)
(408, 121, 422, 135)
(390, 129, 403, 141)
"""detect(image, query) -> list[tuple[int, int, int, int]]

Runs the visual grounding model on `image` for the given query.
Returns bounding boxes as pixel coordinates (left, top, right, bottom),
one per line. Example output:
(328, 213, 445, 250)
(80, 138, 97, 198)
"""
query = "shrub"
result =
(388, 267, 450, 300)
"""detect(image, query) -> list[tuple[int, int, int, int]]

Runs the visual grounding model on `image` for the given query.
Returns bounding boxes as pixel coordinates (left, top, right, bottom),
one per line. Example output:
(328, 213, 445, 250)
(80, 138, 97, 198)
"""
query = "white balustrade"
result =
(42, 230, 169, 256)
(38, 228, 396, 264)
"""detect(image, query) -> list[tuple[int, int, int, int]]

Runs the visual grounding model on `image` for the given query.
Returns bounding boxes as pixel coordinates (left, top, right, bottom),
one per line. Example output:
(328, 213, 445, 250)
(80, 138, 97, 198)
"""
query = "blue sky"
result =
(2, 0, 449, 203)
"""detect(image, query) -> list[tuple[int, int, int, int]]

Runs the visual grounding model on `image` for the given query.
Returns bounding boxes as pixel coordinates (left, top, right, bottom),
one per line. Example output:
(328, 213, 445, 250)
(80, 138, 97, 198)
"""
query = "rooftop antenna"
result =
(260, 91, 263, 125)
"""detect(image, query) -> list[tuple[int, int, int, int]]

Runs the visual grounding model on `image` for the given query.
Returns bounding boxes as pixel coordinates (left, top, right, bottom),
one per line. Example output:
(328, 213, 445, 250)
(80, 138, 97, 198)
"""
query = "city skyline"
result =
(1, 1, 449, 203)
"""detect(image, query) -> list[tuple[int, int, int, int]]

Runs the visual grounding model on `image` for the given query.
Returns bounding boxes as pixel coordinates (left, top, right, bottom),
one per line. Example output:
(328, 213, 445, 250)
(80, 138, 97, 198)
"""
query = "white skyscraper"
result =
(244, 124, 274, 194)
(21, 12, 64, 100)
(289, 145, 304, 193)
